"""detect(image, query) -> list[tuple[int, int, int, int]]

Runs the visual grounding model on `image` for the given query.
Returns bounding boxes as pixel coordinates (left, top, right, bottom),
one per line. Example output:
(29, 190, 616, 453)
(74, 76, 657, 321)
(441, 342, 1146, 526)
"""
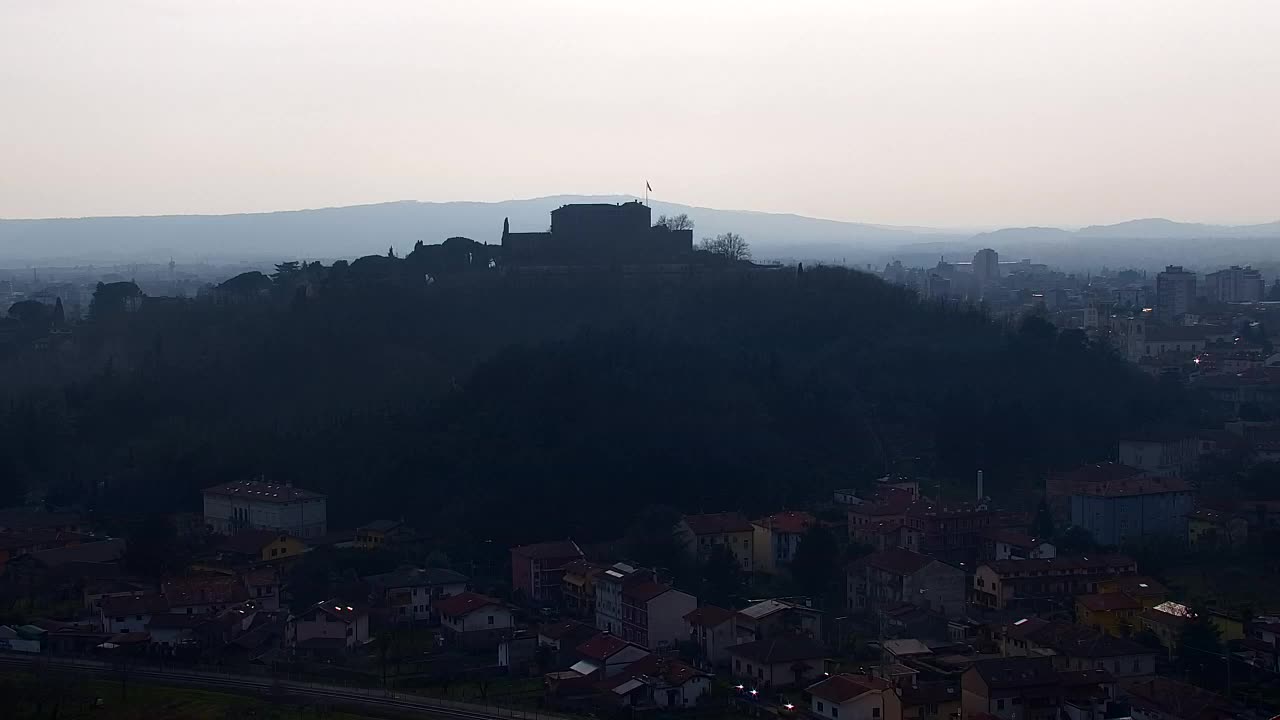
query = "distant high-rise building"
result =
(1155, 265, 1196, 322)
(973, 248, 999, 287)
(1203, 265, 1264, 303)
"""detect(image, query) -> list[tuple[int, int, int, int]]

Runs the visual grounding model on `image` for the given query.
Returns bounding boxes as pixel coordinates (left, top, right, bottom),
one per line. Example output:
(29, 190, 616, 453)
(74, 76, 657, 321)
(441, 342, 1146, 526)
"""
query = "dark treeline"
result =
(0, 258, 1205, 560)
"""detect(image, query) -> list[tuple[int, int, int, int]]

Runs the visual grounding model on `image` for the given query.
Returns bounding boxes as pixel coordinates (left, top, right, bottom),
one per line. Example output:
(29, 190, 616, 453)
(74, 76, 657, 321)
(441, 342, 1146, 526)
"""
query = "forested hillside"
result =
(0, 262, 1203, 558)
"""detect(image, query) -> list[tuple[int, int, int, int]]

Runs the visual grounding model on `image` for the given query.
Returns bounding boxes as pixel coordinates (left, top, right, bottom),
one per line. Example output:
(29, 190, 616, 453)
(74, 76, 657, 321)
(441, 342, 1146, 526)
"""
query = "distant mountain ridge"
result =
(0, 197, 1277, 269)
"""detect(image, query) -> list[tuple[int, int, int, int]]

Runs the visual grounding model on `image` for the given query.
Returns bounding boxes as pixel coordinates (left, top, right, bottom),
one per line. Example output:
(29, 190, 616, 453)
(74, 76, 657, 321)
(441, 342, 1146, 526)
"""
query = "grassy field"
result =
(1, 671, 380, 720)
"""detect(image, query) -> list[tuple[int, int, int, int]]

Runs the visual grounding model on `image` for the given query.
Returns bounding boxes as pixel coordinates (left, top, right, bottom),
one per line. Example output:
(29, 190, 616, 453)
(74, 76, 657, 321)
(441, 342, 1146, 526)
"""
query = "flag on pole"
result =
(646, 181, 652, 192)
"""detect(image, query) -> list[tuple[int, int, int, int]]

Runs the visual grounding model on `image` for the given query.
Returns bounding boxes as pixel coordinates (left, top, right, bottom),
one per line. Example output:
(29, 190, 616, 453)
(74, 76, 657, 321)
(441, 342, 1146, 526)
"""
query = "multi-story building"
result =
(595, 562, 651, 636)
(364, 567, 468, 623)
(847, 547, 966, 618)
(972, 555, 1138, 610)
(561, 559, 607, 618)
(683, 605, 737, 668)
(510, 539, 583, 605)
(1155, 265, 1197, 322)
(1045, 463, 1154, 527)
(1069, 476, 1194, 546)
(679, 512, 754, 572)
(202, 480, 327, 539)
(1118, 434, 1197, 476)
(992, 618, 1157, 677)
(619, 580, 696, 650)
(751, 511, 816, 574)
(973, 248, 1000, 287)
(1204, 265, 1265, 303)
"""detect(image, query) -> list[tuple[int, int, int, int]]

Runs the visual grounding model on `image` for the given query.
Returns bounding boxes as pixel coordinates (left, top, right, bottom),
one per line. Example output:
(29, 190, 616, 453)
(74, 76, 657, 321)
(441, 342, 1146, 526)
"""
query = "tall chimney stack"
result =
(977, 470, 984, 501)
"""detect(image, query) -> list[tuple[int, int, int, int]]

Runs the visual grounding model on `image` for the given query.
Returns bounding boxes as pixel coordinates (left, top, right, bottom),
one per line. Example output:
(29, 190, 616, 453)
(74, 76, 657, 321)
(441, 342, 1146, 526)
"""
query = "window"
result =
(488, 615, 495, 625)
(817, 702, 825, 713)
(271, 548, 278, 557)
(735, 659, 741, 670)
(114, 616, 125, 623)
(831, 707, 839, 718)
(346, 626, 353, 637)
(871, 709, 880, 719)
(758, 668, 764, 679)
(1133, 658, 1141, 673)
(997, 699, 1005, 710)
(746, 663, 753, 675)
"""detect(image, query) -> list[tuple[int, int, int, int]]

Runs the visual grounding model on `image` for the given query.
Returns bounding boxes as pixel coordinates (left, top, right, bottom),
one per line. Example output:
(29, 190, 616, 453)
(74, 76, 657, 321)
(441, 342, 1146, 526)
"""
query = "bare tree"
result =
(654, 213, 694, 231)
(698, 232, 751, 261)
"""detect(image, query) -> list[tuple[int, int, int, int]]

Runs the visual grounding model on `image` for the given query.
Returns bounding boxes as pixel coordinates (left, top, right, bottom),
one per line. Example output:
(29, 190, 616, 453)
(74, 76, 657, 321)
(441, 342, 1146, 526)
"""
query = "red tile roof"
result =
(100, 594, 169, 616)
(984, 554, 1135, 576)
(576, 632, 633, 661)
(202, 480, 324, 503)
(164, 575, 249, 607)
(753, 511, 815, 535)
(433, 591, 501, 617)
(683, 512, 753, 535)
(510, 540, 584, 561)
(619, 654, 706, 686)
(307, 599, 363, 622)
(684, 605, 737, 628)
(806, 674, 891, 703)
(1077, 593, 1141, 613)
(623, 581, 672, 603)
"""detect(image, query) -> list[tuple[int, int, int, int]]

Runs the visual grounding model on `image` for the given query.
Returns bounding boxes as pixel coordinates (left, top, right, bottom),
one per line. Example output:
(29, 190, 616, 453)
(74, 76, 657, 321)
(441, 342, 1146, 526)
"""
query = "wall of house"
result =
(656, 676, 710, 708)
(811, 692, 898, 720)
(448, 606, 513, 634)
(647, 590, 697, 650)
(1072, 491, 1194, 546)
(294, 611, 365, 648)
(102, 611, 151, 635)
(904, 562, 966, 618)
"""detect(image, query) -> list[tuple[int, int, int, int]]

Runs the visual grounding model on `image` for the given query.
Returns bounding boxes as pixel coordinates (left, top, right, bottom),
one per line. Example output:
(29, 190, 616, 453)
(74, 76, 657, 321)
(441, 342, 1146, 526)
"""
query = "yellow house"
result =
(1207, 609, 1245, 642)
(1187, 509, 1248, 548)
(1076, 593, 1142, 636)
(1139, 601, 1194, 657)
(681, 512, 755, 572)
(219, 529, 308, 563)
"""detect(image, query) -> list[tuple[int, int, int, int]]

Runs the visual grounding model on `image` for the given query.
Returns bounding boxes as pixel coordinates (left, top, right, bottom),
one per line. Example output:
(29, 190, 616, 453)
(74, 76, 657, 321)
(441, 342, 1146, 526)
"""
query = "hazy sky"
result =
(2, 0, 1277, 227)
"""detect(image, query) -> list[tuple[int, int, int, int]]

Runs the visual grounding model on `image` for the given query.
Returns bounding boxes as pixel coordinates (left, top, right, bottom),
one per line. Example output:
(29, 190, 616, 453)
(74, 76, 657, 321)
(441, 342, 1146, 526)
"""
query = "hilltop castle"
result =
(501, 201, 693, 267)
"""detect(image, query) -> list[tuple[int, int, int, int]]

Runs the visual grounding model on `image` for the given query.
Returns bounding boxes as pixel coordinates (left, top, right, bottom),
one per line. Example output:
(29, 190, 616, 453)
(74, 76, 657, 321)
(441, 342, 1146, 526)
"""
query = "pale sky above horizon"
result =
(2, 0, 1277, 228)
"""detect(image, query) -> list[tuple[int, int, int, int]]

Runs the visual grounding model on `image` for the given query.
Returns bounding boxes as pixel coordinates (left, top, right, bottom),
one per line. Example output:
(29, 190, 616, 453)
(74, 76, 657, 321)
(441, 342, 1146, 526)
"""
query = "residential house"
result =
(510, 539, 584, 605)
(849, 488, 917, 544)
(99, 594, 168, 634)
(1119, 676, 1237, 720)
(848, 548, 966, 618)
(353, 519, 416, 550)
(726, 634, 828, 688)
(1186, 509, 1248, 548)
(680, 512, 755, 572)
(146, 613, 209, 648)
(994, 619, 1157, 678)
(1096, 576, 1167, 608)
(597, 654, 711, 709)
(977, 528, 1056, 562)
(163, 575, 250, 616)
(905, 502, 1029, 565)
(562, 559, 606, 618)
(806, 673, 899, 720)
(433, 591, 514, 649)
(684, 605, 737, 668)
(202, 479, 327, 539)
(620, 580, 696, 650)
(734, 598, 823, 643)
(961, 657, 1062, 720)
(862, 521, 924, 553)
(1069, 476, 1195, 546)
(215, 529, 307, 564)
(537, 619, 601, 669)
(83, 579, 153, 611)
(571, 633, 651, 678)
(898, 682, 962, 720)
(752, 511, 816, 574)
(287, 600, 369, 656)
(231, 569, 279, 613)
(1138, 601, 1194, 657)
(972, 555, 1138, 610)
(595, 562, 651, 635)
(364, 566, 468, 623)
(1076, 593, 1143, 636)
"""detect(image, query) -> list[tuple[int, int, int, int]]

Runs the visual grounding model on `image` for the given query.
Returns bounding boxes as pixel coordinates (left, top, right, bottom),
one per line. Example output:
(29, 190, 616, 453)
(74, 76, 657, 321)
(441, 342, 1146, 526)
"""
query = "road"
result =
(0, 652, 565, 720)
